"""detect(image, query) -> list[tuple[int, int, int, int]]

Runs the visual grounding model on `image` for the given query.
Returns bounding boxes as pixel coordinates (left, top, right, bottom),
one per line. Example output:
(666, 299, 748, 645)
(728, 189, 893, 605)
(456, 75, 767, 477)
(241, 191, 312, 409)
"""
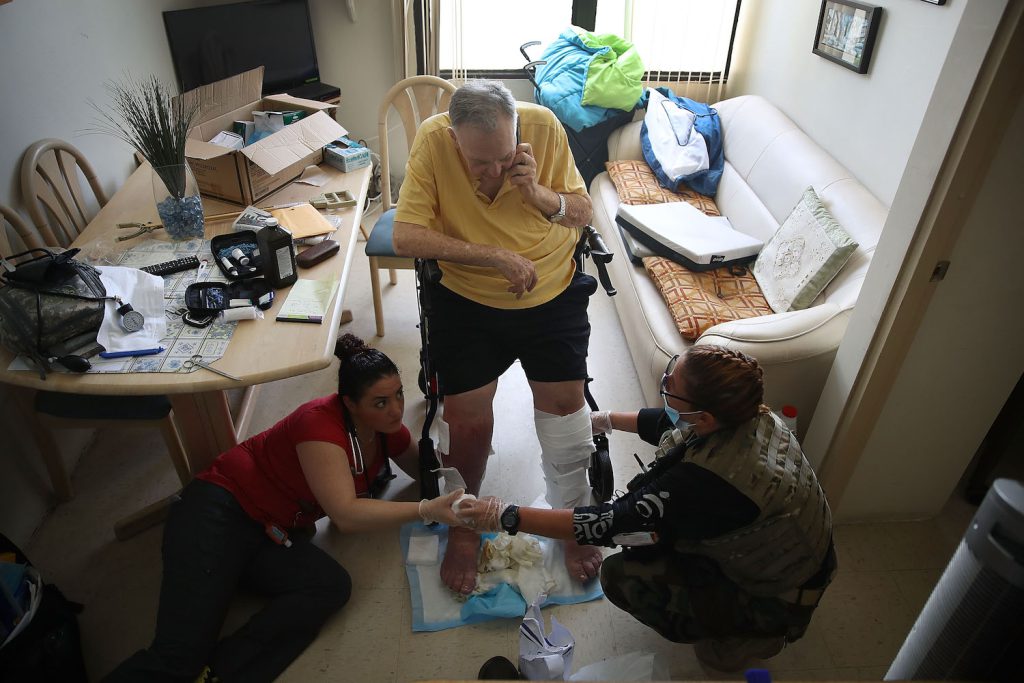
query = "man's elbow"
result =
(391, 222, 412, 257)
(577, 196, 594, 226)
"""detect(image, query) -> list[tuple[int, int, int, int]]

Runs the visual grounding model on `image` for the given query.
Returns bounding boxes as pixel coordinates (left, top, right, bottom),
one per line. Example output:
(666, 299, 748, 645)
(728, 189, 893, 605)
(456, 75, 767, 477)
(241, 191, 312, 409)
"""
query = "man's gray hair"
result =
(449, 80, 516, 132)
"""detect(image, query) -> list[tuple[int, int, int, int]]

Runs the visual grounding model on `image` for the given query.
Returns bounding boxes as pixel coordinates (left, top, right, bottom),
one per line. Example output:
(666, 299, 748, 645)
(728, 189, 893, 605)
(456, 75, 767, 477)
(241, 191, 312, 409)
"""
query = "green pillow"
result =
(753, 187, 859, 312)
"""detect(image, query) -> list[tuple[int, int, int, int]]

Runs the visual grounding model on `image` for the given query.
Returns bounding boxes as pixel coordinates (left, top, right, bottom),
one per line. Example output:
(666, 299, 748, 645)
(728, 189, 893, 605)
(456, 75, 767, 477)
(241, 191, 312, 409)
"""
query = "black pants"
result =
(103, 480, 351, 683)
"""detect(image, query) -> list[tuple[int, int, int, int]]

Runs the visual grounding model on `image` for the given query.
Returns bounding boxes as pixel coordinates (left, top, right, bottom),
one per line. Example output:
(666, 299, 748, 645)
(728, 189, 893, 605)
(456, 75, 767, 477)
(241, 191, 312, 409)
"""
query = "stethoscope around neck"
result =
(343, 408, 373, 476)
(342, 406, 396, 498)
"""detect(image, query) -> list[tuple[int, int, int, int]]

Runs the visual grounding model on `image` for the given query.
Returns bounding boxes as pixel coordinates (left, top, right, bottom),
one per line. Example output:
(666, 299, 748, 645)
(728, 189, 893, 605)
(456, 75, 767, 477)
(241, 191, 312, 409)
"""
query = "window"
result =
(432, 0, 741, 82)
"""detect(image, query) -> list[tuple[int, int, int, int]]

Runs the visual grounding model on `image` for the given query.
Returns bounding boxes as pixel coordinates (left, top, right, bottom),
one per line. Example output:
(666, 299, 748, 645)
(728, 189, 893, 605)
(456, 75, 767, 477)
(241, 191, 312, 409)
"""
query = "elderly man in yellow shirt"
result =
(392, 79, 602, 595)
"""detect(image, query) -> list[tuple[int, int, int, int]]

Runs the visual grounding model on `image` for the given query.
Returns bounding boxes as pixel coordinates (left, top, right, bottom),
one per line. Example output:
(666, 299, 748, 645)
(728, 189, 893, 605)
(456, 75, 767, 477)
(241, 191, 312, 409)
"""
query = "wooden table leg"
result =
(169, 390, 238, 474)
(114, 491, 182, 541)
(114, 389, 245, 542)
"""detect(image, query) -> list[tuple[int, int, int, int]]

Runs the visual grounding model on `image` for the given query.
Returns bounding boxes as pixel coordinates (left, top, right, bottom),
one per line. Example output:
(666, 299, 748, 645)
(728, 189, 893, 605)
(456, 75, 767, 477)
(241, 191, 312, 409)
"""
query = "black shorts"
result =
(426, 270, 598, 395)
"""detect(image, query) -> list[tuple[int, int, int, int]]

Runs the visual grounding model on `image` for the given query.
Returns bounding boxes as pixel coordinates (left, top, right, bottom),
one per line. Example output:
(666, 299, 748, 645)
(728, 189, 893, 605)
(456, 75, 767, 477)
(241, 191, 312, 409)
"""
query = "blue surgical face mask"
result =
(663, 394, 698, 431)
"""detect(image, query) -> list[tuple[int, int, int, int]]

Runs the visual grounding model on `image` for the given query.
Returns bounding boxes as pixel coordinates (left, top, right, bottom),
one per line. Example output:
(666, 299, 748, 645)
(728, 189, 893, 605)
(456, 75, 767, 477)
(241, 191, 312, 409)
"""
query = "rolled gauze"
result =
(452, 492, 477, 514)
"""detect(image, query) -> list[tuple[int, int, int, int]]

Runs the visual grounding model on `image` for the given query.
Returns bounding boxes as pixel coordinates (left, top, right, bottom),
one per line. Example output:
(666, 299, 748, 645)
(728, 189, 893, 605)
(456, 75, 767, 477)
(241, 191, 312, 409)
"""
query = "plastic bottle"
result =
(256, 218, 297, 288)
(780, 404, 798, 435)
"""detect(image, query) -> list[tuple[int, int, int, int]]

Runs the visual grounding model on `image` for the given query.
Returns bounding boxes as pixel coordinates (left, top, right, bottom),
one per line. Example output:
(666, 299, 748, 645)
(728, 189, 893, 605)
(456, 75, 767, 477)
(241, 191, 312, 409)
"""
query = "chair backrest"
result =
(377, 76, 456, 213)
(0, 203, 33, 257)
(20, 138, 109, 248)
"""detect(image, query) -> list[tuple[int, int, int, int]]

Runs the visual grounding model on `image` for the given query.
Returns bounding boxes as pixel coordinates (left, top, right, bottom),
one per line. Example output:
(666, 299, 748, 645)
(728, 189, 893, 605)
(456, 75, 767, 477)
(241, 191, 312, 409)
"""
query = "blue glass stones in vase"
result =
(152, 163, 204, 241)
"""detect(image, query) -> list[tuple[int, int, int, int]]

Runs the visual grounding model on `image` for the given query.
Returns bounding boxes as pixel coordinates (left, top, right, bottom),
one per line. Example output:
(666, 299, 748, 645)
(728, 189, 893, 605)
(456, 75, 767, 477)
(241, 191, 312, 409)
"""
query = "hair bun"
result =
(334, 333, 368, 361)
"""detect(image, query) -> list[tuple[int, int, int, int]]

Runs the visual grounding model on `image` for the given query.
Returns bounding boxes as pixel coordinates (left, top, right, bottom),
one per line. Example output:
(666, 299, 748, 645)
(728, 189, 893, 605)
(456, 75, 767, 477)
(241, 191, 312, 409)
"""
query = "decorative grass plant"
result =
(91, 76, 205, 239)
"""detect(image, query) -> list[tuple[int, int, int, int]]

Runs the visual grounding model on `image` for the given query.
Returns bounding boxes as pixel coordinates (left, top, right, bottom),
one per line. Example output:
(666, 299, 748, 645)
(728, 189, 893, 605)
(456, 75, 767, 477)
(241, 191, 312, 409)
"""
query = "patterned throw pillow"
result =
(753, 187, 859, 313)
(605, 160, 720, 215)
(643, 257, 773, 341)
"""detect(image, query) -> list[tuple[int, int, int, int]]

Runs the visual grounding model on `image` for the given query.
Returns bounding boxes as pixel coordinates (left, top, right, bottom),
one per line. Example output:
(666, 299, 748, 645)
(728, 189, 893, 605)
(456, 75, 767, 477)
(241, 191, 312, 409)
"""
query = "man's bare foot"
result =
(564, 541, 602, 582)
(442, 526, 481, 595)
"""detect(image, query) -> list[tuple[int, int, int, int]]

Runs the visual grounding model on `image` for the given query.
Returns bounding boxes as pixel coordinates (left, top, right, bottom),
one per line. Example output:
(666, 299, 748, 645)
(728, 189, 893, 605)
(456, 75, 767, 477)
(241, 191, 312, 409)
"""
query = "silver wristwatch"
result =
(547, 192, 566, 223)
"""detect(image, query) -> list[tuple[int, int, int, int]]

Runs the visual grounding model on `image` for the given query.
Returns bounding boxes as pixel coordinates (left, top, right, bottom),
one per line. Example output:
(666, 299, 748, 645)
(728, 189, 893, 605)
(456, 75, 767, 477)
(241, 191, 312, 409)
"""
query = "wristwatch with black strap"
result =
(547, 192, 566, 223)
(500, 504, 521, 535)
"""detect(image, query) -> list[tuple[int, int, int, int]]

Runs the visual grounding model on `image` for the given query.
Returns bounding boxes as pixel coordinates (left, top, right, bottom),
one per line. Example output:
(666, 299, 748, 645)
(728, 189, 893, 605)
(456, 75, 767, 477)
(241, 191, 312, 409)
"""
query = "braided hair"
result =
(680, 345, 766, 428)
(334, 333, 399, 402)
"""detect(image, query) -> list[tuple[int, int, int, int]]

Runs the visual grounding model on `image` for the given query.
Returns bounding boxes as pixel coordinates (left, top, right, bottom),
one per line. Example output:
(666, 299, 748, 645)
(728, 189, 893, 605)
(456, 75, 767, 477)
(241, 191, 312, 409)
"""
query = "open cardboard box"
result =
(177, 67, 347, 205)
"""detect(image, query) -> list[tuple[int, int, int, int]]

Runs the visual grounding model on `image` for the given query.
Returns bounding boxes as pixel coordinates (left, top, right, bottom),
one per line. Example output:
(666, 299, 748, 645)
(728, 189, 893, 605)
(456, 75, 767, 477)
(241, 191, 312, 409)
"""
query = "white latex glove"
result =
(418, 488, 466, 526)
(455, 496, 509, 532)
(591, 410, 612, 435)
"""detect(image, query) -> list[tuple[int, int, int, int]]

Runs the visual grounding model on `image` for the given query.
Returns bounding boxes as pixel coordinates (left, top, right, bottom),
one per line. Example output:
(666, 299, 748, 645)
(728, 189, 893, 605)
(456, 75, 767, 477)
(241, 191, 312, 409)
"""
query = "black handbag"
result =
(0, 248, 109, 378)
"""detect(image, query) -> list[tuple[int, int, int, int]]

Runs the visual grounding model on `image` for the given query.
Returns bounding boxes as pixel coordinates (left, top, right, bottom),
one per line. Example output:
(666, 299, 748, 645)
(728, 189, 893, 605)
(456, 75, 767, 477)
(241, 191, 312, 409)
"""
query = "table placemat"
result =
(89, 239, 239, 374)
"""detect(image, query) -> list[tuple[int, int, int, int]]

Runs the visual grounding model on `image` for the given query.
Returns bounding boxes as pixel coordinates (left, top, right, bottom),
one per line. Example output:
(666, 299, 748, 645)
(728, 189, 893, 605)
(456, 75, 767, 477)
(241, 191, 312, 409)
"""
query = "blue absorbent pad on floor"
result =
(401, 522, 604, 632)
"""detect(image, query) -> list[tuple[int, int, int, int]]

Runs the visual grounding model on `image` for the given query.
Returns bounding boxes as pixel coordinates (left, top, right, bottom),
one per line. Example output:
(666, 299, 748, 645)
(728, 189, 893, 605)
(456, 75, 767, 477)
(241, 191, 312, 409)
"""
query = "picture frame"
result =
(812, 0, 883, 74)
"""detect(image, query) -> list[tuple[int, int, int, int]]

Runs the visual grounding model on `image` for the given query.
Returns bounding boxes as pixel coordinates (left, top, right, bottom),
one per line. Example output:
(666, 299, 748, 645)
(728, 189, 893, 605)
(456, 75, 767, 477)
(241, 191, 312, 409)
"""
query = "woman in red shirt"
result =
(105, 334, 465, 683)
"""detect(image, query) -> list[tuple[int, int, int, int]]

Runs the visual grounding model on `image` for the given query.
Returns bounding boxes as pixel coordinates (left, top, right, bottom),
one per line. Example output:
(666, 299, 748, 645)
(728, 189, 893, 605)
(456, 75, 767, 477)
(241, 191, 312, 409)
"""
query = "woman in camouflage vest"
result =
(458, 345, 837, 672)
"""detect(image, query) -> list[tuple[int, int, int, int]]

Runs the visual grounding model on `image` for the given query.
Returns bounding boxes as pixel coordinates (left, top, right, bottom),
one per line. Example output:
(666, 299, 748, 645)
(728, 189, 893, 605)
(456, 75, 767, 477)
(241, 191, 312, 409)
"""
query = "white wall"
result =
(0, 0, 199, 212)
(837, 80, 1024, 520)
(729, 0, 966, 209)
(730, 0, 1011, 520)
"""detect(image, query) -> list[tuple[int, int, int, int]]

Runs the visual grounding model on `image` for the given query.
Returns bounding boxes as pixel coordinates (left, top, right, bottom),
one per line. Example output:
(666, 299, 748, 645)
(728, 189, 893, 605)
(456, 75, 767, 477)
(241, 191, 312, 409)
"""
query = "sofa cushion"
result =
(605, 160, 720, 214)
(753, 187, 859, 313)
(643, 256, 772, 341)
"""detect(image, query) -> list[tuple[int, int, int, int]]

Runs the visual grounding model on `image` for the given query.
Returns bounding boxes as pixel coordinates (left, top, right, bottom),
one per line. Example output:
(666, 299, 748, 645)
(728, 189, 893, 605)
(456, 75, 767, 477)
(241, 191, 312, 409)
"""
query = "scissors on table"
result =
(180, 354, 241, 381)
(116, 221, 164, 241)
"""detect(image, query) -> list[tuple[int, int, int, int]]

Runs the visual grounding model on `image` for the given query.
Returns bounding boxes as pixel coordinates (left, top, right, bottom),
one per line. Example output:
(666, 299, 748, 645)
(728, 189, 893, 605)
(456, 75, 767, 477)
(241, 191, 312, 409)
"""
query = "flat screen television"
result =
(163, 0, 334, 99)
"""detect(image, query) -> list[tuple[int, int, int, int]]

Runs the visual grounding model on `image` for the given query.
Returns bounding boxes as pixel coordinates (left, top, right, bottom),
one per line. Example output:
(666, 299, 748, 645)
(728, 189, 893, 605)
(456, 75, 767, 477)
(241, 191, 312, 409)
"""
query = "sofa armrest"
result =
(697, 303, 848, 363)
(607, 120, 645, 162)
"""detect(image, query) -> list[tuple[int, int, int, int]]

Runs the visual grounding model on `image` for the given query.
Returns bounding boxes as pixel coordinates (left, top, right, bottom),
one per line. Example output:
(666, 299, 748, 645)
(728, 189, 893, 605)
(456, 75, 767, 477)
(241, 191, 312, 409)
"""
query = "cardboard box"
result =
(177, 67, 347, 205)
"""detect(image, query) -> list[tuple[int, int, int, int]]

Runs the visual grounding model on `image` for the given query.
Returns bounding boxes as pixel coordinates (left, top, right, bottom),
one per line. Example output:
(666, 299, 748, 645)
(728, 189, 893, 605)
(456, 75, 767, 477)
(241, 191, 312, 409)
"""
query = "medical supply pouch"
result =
(0, 248, 107, 378)
(210, 230, 263, 280)
(184, 278, 274, 316)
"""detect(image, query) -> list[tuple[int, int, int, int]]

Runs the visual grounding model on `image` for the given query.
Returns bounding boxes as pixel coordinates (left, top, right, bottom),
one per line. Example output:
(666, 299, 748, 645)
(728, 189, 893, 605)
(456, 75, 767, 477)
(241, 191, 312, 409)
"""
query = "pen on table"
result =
(633, 453, 648, 472)
(98, 347, 164, 359)
(275, 315, 323, 324)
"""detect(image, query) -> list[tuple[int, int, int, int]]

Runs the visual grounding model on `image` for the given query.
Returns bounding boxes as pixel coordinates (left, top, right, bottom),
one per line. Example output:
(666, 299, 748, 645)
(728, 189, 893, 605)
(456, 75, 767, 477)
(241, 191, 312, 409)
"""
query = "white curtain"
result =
(394, 0, 440, 79)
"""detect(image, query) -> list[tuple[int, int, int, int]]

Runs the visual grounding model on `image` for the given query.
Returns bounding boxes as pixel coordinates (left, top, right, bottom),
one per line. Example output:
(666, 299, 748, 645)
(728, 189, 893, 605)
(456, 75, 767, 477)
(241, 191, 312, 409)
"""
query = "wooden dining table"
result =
(1, 161, 371, 478)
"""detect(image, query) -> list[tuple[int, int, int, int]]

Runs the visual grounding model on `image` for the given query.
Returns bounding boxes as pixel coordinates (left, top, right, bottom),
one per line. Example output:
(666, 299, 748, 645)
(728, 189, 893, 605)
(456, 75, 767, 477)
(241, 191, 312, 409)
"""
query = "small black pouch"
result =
(210, 230, 262, 280)
(184, 278, 274, 316)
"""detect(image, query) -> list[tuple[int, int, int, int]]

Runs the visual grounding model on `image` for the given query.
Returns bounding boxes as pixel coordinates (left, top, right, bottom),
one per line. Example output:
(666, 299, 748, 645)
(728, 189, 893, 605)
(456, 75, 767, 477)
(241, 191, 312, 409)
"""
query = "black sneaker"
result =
(478, 655, 521, 680)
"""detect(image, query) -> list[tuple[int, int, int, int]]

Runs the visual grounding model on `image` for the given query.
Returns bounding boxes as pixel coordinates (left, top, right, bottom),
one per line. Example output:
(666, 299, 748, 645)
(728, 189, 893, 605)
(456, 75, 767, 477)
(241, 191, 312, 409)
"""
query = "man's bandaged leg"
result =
(536, 406, 596, 509)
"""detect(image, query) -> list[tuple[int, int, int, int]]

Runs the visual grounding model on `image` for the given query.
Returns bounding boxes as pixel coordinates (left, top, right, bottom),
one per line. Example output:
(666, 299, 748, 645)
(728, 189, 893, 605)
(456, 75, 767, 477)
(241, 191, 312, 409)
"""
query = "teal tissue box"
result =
(324, 143, 371, 172)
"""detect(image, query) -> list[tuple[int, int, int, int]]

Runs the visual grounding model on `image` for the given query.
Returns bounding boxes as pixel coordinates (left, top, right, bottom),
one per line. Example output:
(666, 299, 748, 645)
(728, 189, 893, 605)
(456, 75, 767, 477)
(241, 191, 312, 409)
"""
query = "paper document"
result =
(275, 278, 339, 324)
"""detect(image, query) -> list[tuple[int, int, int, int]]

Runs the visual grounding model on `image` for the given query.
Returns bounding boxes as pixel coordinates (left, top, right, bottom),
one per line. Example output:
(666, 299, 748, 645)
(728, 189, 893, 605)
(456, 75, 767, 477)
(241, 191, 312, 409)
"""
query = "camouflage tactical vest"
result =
(658, 411, 832, 596)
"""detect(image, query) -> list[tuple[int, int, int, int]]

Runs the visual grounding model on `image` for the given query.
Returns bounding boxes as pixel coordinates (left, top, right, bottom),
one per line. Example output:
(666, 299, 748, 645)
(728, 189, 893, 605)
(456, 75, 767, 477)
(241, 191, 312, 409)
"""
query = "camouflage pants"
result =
(599, 549, 812, 644)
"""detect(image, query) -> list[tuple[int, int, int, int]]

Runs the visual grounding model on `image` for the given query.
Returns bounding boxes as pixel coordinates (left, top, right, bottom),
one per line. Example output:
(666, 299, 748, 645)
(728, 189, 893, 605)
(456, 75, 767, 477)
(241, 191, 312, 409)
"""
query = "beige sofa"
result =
(589, 95, 887, 431)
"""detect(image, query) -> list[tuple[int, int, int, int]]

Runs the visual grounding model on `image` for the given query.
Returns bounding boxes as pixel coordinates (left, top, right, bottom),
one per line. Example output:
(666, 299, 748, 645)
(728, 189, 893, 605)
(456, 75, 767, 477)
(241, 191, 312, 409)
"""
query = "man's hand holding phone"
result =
(508, 141, 538, 195)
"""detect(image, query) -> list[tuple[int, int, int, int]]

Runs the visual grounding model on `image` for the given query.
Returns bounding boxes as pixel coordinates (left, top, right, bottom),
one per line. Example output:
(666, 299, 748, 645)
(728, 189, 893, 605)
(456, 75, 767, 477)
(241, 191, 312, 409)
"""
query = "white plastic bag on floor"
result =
(519, 596, 574, 680)
(569, 651, 666, 681)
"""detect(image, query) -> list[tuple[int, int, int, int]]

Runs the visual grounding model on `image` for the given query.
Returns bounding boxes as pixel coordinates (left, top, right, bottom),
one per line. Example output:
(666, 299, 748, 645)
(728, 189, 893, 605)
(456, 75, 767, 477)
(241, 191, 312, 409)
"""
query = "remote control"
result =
(140, 255, 201, 277)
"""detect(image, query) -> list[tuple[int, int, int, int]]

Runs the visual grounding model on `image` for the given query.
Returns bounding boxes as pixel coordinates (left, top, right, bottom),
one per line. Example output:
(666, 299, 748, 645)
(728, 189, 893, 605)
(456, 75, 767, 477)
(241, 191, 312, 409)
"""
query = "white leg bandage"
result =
(536, 405, 596, 509)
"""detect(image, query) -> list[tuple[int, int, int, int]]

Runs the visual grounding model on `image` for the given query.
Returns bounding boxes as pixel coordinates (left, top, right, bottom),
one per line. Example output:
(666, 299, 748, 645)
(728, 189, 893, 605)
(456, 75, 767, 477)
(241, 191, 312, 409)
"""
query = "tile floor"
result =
(24, 237, 977, 681)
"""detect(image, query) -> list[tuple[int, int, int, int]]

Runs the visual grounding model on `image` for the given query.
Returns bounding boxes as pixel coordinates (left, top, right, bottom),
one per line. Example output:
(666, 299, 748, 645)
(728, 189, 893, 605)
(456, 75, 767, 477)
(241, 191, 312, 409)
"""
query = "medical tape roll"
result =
(220, 306, 258, 322)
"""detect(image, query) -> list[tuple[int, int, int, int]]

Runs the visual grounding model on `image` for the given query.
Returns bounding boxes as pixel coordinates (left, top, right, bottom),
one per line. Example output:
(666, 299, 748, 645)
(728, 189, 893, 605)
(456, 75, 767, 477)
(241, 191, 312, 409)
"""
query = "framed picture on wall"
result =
(812, 0, 883, 74)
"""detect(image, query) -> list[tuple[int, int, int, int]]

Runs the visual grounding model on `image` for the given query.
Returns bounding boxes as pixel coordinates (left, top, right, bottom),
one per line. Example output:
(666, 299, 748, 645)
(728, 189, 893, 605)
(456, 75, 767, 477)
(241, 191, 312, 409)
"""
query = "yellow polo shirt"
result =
(394, 102, 586, 309)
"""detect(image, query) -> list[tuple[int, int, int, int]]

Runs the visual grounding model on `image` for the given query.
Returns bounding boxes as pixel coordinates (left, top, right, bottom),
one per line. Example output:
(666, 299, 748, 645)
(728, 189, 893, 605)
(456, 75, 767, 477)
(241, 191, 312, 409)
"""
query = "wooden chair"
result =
(20, 138, 109, 248)
(364, 76, 456, 337)
(1, 201, 191, 539)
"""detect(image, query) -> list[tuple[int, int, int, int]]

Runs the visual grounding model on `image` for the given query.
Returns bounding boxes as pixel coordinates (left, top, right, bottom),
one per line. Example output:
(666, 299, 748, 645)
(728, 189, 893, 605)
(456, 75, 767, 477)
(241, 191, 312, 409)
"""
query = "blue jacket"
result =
(535, 28, 643, 132)
(640, 88, 724, 197)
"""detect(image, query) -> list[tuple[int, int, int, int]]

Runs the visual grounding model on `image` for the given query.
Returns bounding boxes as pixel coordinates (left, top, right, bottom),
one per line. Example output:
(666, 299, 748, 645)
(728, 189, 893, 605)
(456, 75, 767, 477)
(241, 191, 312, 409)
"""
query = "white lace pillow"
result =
(753, 187, 858, 312)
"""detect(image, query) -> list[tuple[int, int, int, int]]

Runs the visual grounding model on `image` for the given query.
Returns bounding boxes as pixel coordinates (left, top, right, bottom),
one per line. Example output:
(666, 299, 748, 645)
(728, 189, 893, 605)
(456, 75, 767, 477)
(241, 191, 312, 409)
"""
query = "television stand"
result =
(284, 81, 340, 104)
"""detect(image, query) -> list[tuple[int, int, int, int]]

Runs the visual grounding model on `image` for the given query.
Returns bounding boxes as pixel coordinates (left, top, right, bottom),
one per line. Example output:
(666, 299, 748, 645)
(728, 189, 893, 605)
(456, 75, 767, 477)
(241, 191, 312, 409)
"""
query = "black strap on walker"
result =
(574, 225, 616, 296)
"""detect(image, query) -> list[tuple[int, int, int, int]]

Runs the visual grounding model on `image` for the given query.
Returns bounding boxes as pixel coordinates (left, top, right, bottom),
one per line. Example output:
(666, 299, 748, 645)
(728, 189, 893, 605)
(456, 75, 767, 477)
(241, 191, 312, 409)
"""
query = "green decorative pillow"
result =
(753, 187, 859, 312)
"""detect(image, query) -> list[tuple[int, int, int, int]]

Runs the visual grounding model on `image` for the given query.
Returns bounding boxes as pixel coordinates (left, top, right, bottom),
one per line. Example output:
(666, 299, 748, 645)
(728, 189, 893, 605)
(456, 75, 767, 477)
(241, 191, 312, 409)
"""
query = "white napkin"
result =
(96, 266, 166, 353)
